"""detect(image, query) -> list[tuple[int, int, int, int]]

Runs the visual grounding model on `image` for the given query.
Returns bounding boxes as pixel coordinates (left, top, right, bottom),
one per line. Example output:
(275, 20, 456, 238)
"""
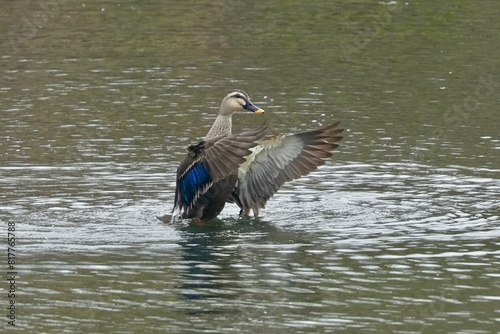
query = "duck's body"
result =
(175, 140, 237, 221)
(173, 126, 266, 220)
(164, 90, 343, 223)
(170, 91, 265, 221)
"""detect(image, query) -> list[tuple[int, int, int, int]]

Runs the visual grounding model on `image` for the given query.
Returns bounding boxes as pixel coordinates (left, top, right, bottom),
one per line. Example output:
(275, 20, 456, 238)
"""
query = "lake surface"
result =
(1, 0, 499, 333)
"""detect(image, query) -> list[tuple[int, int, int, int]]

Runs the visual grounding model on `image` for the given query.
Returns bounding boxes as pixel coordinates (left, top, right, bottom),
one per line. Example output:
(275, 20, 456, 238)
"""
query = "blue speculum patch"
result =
(180, 163, 211, 205)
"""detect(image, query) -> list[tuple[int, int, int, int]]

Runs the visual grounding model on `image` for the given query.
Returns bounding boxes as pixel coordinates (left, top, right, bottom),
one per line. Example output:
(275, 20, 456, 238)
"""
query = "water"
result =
(1, 0, 500, 333)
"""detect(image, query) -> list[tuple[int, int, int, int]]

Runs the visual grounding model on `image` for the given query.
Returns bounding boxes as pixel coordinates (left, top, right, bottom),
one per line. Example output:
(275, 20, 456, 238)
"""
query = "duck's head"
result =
(219, 90, 265, 116)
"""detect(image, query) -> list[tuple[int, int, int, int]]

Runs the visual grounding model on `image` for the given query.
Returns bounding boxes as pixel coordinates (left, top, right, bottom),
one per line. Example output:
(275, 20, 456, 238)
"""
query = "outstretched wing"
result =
(232, 122, 343, 214)
(174, 126, 266, 215)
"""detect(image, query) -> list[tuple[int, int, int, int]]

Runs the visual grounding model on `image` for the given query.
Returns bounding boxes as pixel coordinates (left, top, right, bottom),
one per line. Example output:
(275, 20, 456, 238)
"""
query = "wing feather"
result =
(233, 123, 343, 213)
(173, 126, 266, 217)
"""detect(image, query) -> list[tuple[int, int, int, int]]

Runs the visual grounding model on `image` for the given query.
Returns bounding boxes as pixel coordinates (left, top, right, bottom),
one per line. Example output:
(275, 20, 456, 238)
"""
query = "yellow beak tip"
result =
(255, 108, 265, 114)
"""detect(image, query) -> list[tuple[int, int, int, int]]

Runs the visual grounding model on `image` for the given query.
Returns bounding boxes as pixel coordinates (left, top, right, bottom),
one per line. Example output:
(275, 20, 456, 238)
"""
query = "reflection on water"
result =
(9, 162, 500, 333)
(2, 0, 500, 333)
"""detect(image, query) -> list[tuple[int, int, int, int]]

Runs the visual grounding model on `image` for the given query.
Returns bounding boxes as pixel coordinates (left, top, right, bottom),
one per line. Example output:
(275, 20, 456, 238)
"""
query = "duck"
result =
(161, 90, 343, 223)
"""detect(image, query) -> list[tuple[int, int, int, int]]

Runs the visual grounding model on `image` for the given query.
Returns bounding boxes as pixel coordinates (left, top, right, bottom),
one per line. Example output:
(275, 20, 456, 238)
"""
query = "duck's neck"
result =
(206, 115, 232, 139)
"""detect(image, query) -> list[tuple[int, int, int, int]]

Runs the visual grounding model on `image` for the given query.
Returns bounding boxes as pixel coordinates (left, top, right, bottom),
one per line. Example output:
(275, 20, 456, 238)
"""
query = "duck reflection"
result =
(175, 219, 273, 315)
(178, 220, 226, 301)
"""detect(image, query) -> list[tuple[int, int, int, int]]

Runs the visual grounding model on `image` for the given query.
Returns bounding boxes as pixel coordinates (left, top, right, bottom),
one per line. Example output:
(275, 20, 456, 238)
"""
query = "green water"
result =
(1, 1, 499, 333)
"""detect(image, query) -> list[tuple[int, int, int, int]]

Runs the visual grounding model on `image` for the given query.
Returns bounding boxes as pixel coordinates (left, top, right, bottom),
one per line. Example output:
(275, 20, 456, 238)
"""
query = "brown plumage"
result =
(173, 126, 266, 220)
(165, 91, 265, 222)
(161, 90, 343, 223)
(230, 122, 343, 217)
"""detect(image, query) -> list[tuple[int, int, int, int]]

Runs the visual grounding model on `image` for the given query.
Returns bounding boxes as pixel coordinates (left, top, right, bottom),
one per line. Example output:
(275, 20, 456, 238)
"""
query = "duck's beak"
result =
(244, 100, 265, 114)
